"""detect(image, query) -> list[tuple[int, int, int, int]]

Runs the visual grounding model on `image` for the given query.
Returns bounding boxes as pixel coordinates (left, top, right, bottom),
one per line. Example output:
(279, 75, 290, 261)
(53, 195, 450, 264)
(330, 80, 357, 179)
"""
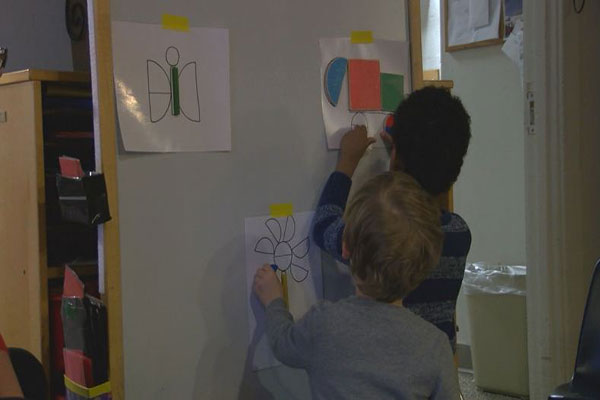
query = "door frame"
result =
(524, 1, 594, 397)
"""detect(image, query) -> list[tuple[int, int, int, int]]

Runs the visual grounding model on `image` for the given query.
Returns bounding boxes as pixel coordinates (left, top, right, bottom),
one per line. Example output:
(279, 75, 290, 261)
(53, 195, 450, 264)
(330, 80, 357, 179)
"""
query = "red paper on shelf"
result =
(348, 59, 381, 111)
(55, 131, 94, 139)
(0, 333, 7, 352)
(63, 348, 93, 387)
(59, 156, 84, 178)
(63, 266, 84, 298)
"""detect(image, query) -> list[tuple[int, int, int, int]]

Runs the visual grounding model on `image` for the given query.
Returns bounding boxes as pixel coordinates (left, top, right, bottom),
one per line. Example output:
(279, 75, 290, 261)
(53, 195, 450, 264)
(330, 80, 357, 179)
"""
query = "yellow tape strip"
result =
(161, 14, 190, 32)
(64, 376, 88, 397)
(350, 30, 374, 44)
(89, 381, 111, 398)
(269, 203, 293, 218)
(64, 375, 111, 398)
(281, 271, 289, 308)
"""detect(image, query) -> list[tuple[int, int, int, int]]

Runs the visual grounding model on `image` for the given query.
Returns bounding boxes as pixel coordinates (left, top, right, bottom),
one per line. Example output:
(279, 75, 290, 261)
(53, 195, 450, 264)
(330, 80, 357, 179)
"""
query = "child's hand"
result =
(336, 125, 376, 177)
(253, 264, 283, 306)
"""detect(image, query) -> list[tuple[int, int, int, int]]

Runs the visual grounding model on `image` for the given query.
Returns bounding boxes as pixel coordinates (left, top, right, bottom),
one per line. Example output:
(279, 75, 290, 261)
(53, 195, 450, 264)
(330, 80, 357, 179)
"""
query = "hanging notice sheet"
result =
(319, 38, 411, 149)
(446, 0, 502, 50)
(112, 21, 231, 152)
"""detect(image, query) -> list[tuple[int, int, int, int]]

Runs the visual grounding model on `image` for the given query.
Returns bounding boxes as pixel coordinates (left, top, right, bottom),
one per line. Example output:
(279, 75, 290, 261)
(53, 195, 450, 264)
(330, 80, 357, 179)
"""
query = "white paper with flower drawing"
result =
(244, 211, 323, 370)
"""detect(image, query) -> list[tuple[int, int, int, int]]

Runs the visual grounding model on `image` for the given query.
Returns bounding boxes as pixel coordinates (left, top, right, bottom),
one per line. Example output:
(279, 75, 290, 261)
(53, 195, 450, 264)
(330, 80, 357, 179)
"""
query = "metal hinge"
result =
(526, 87, 535, 135)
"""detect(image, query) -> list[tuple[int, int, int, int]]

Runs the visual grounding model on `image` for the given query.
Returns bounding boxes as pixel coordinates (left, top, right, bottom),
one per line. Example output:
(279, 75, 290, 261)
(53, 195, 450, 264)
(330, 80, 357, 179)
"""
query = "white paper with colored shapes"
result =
(319, 38, 411, 149)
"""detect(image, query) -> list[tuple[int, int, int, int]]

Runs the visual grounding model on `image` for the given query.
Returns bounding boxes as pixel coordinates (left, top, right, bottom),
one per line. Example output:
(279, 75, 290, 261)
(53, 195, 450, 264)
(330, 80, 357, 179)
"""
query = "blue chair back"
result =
(572, 258, 600, 390)
(8, 347, 47, 400)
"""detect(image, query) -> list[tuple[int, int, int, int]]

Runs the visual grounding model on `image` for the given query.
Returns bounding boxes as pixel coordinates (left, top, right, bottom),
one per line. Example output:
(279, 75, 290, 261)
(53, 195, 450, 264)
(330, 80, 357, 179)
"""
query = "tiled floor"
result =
(459, 372, 523, 400)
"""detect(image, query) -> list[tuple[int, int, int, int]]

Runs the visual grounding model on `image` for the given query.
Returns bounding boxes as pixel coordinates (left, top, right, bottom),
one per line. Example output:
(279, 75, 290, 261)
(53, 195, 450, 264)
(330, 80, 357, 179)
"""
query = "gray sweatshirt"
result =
(265, 296, 460, 400)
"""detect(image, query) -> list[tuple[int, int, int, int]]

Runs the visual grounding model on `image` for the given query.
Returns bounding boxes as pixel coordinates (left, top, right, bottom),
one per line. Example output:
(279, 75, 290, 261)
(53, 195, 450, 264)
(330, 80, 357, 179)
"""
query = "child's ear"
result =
(389, 144, 397, 171)
(342, 240, 350, 260)
(389, 144, 404, 172)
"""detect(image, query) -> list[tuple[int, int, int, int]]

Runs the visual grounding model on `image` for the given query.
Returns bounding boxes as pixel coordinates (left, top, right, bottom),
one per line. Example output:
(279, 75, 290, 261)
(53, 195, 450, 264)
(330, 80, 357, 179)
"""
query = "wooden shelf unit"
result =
(0, 69, 121, 394)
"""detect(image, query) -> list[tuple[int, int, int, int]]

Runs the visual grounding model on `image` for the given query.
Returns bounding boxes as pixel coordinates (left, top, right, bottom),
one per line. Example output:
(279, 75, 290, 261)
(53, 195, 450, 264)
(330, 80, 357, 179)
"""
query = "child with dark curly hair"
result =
(254, 172, 459, 399)
(313, 86, 472, 353)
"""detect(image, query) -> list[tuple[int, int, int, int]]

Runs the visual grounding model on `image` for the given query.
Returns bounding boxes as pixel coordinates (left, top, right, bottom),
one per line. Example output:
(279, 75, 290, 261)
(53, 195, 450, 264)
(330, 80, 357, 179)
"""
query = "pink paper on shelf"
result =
(59, 156, 84, 178)
(348, 59, 381, 111)
(63, 266, 84, 298)
(63, 348, 93, 387)
(0, 332, 7, 352)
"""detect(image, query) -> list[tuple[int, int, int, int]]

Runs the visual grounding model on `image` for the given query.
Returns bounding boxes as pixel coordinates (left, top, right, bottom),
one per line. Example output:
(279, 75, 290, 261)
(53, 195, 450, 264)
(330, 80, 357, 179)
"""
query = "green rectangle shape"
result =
(380, 73, 404, 112)
(171, 66, 180, 116)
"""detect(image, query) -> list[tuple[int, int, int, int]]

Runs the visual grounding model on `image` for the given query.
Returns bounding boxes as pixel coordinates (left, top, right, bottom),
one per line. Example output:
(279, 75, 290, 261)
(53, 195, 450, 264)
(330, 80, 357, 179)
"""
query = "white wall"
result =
(0, 0, 72, 72)
(442, 45, 526, 345)
(445, 45, 526, 265)
(111, 0, 404, 398)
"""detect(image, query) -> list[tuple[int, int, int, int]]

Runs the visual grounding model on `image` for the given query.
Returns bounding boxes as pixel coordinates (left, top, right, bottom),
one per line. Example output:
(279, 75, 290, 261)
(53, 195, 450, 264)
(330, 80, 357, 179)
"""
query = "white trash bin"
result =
(463, 263, 529, 397)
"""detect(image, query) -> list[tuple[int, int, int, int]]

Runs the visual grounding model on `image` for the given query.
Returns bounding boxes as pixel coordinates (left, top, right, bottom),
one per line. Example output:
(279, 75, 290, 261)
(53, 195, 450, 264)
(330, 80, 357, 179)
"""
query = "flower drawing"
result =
(254, 216, 310, 282)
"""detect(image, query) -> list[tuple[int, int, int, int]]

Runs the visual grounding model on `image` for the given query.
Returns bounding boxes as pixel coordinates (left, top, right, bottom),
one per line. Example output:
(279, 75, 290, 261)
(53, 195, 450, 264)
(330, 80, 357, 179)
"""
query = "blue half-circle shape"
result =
(324, 57, 348, 107)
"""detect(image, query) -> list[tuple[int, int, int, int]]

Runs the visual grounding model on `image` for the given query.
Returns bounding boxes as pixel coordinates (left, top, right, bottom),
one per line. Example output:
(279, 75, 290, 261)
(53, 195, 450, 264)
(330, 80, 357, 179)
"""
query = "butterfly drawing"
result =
(146, 46, 201, 123)
(254, 216, 311, 283)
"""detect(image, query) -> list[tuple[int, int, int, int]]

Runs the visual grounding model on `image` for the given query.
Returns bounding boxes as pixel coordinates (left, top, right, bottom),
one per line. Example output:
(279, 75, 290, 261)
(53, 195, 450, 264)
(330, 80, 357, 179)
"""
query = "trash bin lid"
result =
(463, 262, 526, 296)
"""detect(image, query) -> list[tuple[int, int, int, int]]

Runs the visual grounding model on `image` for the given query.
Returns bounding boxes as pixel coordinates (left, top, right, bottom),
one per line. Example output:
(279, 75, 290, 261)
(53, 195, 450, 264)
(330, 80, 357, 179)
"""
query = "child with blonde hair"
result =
(254, 172, 460, 399)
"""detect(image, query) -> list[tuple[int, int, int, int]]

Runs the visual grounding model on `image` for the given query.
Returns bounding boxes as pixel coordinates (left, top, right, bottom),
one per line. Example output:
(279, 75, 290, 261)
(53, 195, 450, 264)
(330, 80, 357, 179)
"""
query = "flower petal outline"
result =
(265, 218, 282, 242)
(254, 237, 275, 255)
(282, 216, 296, 242)
(292, 237, 310, 259)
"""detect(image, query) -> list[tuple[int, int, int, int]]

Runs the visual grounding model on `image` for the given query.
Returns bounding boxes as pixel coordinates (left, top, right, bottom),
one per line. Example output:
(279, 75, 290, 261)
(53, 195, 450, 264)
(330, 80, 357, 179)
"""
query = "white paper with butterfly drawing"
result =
(244, 211, 323, 371)
(112, 21, 231, 152)
(319, 38, 411, 150)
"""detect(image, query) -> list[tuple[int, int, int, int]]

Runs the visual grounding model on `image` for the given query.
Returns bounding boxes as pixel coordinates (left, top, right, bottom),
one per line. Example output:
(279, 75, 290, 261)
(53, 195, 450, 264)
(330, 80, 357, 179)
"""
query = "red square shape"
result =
(348, 59, 381, 111)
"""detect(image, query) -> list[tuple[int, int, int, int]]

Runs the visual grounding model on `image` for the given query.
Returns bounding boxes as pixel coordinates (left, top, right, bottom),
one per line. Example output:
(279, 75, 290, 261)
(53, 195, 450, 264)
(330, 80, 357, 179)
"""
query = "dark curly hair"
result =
(390, 86, 471, 195)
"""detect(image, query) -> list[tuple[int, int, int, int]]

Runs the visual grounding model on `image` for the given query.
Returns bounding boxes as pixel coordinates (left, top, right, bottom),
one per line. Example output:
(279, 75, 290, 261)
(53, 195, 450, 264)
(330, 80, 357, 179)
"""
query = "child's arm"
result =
(253, 265, 318, 368)
(312, 126, 375, 262)
(264, 299, 318, 368)
(312, 170, 351, 263)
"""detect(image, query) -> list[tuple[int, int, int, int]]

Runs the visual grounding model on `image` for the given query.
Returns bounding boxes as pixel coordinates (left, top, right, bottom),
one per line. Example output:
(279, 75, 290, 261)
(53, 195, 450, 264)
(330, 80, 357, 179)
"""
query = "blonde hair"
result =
(343, 172, 443, 302)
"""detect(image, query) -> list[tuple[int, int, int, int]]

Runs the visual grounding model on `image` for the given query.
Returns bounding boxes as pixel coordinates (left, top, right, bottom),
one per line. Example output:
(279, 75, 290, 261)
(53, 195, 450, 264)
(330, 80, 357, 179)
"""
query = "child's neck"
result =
(355, 288, 403, 307)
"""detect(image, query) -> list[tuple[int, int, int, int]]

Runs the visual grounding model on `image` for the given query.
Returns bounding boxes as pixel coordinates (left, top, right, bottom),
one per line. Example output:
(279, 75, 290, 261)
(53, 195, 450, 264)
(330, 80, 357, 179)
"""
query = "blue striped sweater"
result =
(312, 172, 471, 351)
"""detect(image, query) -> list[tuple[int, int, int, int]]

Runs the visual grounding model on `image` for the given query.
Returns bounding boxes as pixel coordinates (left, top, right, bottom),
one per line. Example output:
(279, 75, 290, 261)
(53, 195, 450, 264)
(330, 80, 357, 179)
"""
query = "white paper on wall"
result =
(448, 0, 501, 47)
(244, 211, 323, 371)
(502, 19, 524, 87)
(112, 21, 231, 152)
(468, 0, 490, 29)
